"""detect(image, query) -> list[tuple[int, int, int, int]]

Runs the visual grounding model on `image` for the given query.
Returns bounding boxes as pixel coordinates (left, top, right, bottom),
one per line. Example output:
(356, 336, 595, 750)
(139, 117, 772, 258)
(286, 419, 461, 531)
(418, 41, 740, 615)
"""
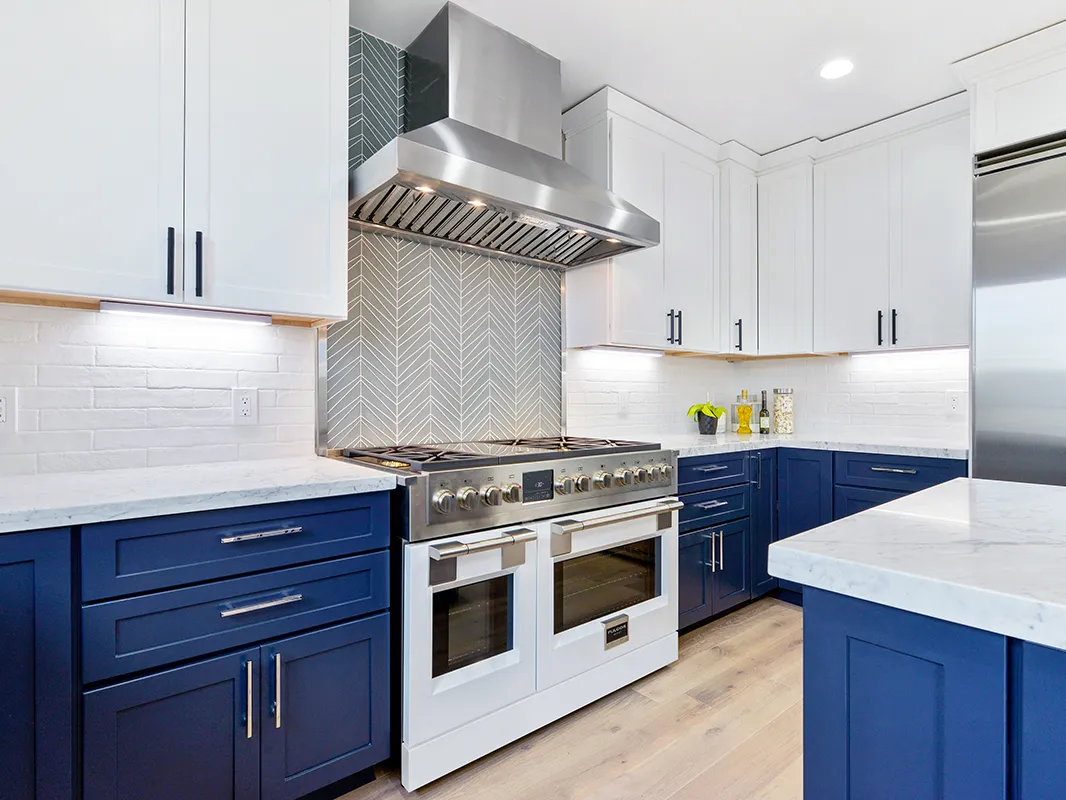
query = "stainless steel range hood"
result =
(349, 3, 660, 270)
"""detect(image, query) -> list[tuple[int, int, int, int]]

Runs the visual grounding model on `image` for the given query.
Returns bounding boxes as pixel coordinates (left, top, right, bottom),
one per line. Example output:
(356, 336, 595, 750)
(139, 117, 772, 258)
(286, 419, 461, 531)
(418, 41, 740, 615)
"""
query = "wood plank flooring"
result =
(340, 598, 803, 800)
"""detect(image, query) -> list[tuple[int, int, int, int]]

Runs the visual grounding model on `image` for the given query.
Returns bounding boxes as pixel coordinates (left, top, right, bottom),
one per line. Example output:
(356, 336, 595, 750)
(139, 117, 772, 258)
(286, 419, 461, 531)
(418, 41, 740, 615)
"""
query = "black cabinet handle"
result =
(195, 231, 204, 298)
(166, 227, 175, 295)
(735, 319, 743, 351)
(676, 309, 683, 346)
(877, 310, 884, 346)
(667, 310, 676, 345)
(891, 309, 898, 346)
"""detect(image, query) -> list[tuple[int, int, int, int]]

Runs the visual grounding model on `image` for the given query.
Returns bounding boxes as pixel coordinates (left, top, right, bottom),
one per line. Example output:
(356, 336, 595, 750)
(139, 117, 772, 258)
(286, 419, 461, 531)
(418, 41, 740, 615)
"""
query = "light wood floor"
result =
(341, 597, 803, 800)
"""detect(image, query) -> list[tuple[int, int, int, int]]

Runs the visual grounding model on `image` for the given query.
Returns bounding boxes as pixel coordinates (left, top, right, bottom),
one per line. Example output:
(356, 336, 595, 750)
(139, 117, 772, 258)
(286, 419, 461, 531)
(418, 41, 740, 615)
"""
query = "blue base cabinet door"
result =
(260, 614, 389, 800)
(1010, 641, 1066, 800)
(0, 529, 73, 800)
(710, 518, 751, 615)
(777, 449, 833, 593)
(677, 530, 713, 629)
(84, 649, 261, 800)
(833, 484, 907, 519)
(804, 589, 1008, 800)
(749, 450, 777, 597)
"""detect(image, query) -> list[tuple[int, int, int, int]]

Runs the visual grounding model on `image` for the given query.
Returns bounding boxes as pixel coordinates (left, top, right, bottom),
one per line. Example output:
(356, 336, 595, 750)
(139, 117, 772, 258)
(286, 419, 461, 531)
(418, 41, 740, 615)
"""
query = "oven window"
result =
(432, 575, 513, 677)
(554, 538, 660, 634)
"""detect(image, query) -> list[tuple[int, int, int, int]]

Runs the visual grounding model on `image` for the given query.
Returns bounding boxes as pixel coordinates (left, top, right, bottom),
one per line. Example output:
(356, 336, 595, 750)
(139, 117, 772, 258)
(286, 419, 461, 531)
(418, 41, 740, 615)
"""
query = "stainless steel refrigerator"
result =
(974, 138, 1066, 485)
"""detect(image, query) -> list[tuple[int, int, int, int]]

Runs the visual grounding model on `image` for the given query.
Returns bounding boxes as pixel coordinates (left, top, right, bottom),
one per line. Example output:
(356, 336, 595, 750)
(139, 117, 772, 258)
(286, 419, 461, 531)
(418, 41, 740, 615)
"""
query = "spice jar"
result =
(773, 388, 794, 434)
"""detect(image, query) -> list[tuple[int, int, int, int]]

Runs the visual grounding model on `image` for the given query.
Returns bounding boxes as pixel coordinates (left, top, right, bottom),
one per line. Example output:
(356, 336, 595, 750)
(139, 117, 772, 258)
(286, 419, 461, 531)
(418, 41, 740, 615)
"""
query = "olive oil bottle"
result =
(759, 390, 771, 435)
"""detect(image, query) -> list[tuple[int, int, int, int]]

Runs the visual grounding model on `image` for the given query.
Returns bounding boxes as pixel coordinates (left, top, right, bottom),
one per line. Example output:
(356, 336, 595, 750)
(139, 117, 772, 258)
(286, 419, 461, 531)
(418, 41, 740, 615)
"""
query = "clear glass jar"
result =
(773, 388, 794, 434)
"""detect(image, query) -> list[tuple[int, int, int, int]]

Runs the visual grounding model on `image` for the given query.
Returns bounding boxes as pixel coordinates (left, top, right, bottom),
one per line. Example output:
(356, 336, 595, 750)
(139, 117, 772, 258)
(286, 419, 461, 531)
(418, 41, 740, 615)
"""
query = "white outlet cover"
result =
(0, 386, 16, 434)
(946, 391, 963, 415)
(232, 388, 259, 426)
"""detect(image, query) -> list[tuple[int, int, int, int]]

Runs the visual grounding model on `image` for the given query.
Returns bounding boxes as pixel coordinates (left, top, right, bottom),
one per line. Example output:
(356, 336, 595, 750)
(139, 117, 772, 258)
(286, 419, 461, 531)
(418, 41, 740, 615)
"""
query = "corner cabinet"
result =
(814, 114, 971, 353)
(0, 529, 74, 800)
(0, 0, 348, 320)
(563, 94, 720, 354)
(719, 161, 760, 356)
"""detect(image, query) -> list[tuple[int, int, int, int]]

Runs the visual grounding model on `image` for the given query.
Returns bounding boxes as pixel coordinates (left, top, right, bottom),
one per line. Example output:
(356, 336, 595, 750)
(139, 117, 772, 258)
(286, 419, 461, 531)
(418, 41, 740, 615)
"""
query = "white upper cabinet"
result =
(563, 93, 720, 353)
(0, 0, 348, 319)
(814, 145, 892, 353)
(0, 0, 185, 303)
(720, 162, 759, 355)
(759, 162, 814, 356)
(889, 116, 972, 349)
(814, 113, 971, 353)
(184, 0, 348, 318)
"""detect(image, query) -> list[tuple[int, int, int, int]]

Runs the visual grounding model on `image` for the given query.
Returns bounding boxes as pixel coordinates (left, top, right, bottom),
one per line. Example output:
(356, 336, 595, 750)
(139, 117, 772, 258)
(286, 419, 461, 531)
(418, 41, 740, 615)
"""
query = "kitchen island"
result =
(769, 478, 1066, 800)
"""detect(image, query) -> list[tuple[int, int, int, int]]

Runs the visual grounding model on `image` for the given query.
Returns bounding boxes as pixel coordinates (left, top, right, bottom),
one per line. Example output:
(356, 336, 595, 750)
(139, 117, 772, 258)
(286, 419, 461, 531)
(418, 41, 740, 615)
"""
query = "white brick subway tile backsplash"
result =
(0, 304, 316, 475)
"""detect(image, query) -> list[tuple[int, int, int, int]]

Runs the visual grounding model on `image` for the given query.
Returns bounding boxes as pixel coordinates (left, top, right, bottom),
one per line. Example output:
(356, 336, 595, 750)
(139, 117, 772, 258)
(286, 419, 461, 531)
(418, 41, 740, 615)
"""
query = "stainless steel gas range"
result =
(338, 437, 682, 791)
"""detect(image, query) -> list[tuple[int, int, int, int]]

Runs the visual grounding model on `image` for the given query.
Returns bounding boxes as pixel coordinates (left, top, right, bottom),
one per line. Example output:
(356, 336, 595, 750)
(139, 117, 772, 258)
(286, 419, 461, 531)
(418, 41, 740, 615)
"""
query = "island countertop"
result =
(769, 477, 1066, 651)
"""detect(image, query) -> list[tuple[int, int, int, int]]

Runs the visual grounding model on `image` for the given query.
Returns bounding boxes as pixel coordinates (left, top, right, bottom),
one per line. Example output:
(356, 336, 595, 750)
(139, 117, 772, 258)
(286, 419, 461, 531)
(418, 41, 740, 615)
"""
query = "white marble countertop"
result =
(769, 478, 1066, 650)
(658, 431, 968, 460)
(0, 457, 397, 534)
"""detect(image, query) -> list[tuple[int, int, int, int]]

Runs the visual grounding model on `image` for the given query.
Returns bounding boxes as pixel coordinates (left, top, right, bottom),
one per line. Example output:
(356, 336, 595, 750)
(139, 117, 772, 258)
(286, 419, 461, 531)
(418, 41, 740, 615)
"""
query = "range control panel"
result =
(405, 450, 679, 542)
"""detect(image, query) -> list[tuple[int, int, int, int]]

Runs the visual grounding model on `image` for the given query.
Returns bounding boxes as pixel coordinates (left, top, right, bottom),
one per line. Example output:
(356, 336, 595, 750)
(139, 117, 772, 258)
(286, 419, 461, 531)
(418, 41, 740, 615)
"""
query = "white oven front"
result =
(403, 524, 538, 748)
(536, 497, 681, 690)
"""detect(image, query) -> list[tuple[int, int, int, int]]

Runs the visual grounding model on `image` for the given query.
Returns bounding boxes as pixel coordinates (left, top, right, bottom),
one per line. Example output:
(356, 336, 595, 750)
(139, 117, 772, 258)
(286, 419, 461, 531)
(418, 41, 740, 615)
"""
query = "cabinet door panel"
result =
(184, 0, 348, 318)
(758, 163, 814, 355)
(711, 518, 751, 615)
(723, 165, 759, 355)
(777, 449, 833, 594)
(260, 614, 389, 800)
(750, 450, 778, 597)
(609, 118, 666, 347)
(1012, 641, 1066, 800)
(678, 530, 712, 629)
(84, 649, 260, 800)
(0, 529, 73, 800)
(814, 145, 891, 353)
(889, 116, 972, 349)
(664, 151, 719, 353)
(0, 0, 184, 302)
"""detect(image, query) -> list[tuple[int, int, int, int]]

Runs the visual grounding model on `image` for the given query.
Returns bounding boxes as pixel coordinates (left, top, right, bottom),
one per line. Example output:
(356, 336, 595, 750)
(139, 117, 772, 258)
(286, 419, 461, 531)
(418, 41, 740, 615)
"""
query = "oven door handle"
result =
(429, 528, 536, 561)
(550, 499, 683, 556)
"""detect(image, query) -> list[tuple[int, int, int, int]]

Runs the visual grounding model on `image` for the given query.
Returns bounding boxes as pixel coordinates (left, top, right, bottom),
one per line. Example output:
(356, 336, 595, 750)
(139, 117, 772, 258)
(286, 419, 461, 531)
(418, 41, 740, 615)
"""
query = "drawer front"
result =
(82, 551, 388, 683)
(680, 484, 750, 533)
(833, 485, 908, 520)
(834, 452, 967, 492)
(678, 453, 749, 494)
(82, 492, 390, 601)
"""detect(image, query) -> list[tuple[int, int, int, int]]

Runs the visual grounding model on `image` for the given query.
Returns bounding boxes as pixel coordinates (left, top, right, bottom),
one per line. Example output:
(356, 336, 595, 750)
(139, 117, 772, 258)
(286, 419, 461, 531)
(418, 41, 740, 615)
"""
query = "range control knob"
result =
(615, 468, 635, 486)
(555, 476, 575, 495)
(480, 485, 504, 506)
(594, 472, 614, 490)
(648, 465, 664, 481)
(432, 489, 457, 515)
(456, 486, 479, 511)
(503, 483, 523, 503)
(660, 463, 674, 481)
(574, 474, 593, 493)
(634, 467, 649, 483)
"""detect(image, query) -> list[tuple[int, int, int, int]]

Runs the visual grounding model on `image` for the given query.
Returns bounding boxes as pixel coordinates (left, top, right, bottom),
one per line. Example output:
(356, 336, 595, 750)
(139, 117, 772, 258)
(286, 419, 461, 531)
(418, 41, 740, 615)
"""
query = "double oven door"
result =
(402, 524, 538, 748)
(537, 498, 680, 690)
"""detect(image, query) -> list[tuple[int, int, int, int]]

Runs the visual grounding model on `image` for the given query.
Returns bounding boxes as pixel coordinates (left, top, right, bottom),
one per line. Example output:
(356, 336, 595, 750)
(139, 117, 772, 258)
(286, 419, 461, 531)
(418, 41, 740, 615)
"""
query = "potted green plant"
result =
(687, 402, 727, 435)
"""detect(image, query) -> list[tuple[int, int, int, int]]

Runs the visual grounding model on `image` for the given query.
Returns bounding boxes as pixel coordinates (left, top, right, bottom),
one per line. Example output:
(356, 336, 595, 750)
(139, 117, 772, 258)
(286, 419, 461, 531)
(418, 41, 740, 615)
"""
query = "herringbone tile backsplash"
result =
(327, 28, 564, 448)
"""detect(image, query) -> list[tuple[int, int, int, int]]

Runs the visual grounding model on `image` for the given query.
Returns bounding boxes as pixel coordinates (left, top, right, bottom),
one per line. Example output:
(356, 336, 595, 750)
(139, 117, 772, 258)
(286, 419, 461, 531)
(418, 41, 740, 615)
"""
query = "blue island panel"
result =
(804, 588, 1007, 800)
(1011, 640, 1066, 800)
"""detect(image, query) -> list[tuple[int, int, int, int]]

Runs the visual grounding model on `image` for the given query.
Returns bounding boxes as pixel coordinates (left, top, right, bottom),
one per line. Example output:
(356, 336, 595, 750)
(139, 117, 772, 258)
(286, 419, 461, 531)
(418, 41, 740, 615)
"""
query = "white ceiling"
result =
(351, 0, 1066, 154)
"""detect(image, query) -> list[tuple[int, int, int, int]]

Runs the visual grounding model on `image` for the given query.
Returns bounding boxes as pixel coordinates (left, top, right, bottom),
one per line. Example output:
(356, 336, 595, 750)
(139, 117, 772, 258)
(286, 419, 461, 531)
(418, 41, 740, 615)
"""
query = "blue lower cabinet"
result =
(804, 589, 1008, 800)
(1010, 641, 1066, 800)
(833, 451, 967, 492)
(260, 614, 389, 800)
(83, 648, 261, 800)
(677, 530, 713, 629)
(749, 450, 777, 598)
(0, 529, 73, 800)
(833, 484, 907, 519)
(711, 518, 751, 615)
(777, 449, 833, 594)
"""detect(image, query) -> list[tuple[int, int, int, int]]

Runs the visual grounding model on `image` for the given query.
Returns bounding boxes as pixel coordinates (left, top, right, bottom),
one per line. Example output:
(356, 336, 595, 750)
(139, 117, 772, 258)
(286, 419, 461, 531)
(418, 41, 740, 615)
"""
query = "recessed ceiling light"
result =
(415, 185, 435, 193)
(468, 199, 486, 207)
(820, 59, 854, 80)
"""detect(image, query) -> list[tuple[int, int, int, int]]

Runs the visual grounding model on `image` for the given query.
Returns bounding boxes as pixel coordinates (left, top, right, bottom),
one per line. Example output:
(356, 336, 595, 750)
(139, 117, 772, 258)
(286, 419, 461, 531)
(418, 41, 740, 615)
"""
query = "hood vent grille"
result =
(352, 185, 634, 269)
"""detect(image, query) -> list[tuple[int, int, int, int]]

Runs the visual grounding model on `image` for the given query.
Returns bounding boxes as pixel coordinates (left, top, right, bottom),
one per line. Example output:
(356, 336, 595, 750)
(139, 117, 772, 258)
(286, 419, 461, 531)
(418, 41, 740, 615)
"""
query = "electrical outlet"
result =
(0, 387, 16, 434)
(232, 388, 258, 426)
(946, 391, 963, 415)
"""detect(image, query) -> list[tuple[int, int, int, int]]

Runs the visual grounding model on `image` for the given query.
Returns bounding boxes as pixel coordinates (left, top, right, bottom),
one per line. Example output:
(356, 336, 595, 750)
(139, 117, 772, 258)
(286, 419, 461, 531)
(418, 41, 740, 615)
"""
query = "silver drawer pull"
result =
(430, 528, 536, 561)
(694, 464, 731, 473)
(221, 593, 303, 618)
(551, 499, 684, 537)
(221, 526, 303, 544)
(696, 500, 729, 510)
(869, 467, 918, 475)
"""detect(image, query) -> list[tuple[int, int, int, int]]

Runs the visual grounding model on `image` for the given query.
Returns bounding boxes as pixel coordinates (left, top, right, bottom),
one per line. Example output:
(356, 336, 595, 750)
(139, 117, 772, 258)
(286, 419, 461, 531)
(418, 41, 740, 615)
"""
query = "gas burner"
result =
(341, 444, 500, 472)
